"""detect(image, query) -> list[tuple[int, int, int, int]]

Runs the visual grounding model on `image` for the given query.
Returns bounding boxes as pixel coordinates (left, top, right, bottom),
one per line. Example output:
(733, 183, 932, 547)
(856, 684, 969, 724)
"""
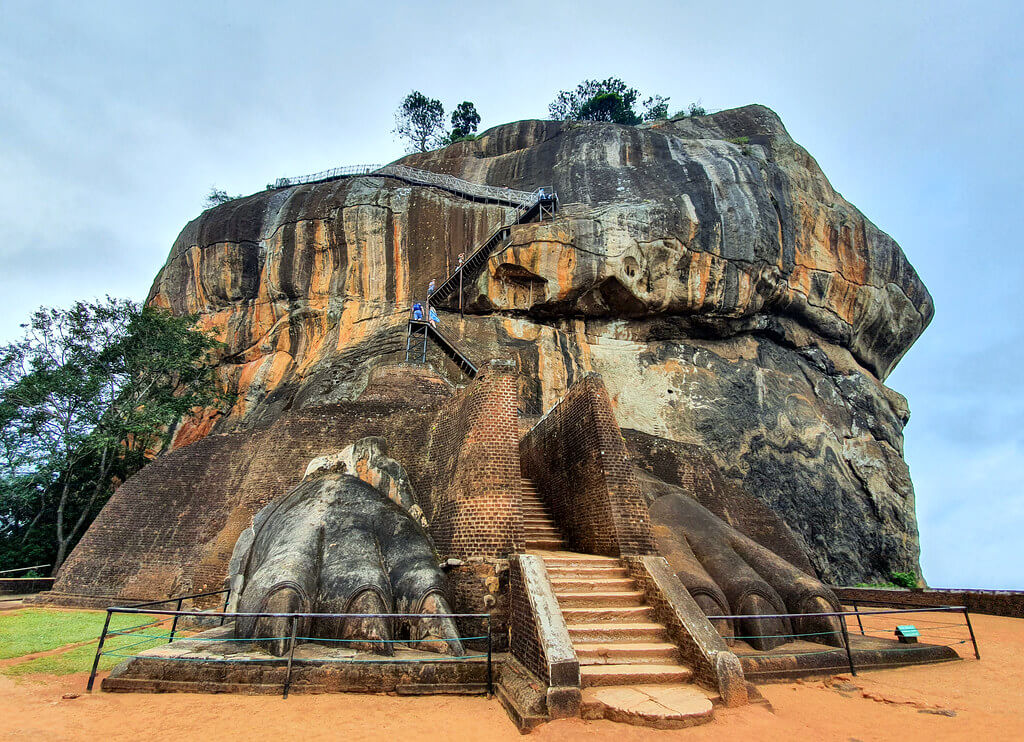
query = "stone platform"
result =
(581, 684, 715, 729)
(732, 633, 961, 682)
(102, 625, 495, 695)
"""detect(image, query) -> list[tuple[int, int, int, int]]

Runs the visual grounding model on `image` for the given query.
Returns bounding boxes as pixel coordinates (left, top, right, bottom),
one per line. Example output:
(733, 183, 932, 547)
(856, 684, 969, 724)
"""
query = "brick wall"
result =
(509, 557, 549, 683)
(520, 373, 655, 557)
(508, 553, 580, 717)
(834, 587, 1024, 619)
(425, 360, 523, 558)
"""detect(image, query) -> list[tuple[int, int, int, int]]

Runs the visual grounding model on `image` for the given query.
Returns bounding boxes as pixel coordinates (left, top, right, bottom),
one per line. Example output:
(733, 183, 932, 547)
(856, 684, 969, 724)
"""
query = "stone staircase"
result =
(541, 552, 694, 687)
(519, 481, 714, 727)
(521, 479, 567, 551)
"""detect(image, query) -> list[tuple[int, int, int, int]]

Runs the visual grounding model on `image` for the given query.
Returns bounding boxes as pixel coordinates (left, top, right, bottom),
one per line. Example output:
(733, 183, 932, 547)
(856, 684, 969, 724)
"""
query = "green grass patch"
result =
(0, 608, 165, 676)
(3, 630, 167, 676)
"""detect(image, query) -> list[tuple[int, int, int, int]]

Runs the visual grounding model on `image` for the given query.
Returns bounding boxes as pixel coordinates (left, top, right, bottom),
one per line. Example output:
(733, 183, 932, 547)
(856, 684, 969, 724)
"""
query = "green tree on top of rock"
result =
(548, 78, 672, 124)
(393, 93, 484, 152)
(393, 91, 447, 152)
(0, 298, 231, 573)
(448, 101, 481, 143)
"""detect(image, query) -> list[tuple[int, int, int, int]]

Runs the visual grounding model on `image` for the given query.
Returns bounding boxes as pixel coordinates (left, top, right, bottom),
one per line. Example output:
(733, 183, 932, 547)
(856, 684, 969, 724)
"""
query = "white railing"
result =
(375, 164, 538, 207)
(272, 162, 547, 209)
(273, 164, 383, 188)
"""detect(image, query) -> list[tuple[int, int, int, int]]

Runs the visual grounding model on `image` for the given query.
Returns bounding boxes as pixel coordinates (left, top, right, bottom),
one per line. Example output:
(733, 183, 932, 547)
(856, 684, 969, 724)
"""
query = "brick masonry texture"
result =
(834, 587, 1024, 619)
(509, 556, 549, 684)
(520, 373, 655, 556)
(425, 360, 523, 559)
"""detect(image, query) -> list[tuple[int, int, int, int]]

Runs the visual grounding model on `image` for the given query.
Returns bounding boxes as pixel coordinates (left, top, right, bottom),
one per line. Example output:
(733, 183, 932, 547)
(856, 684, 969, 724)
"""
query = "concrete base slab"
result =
(733, 633, 961, 682)
(102, 624, 496, 695)
(581, 684, 715, 729)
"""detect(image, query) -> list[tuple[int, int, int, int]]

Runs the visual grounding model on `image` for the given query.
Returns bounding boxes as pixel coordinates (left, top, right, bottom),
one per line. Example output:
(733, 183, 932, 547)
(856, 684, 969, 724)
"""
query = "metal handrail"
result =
(274, 164, 383, 187)
(272, 161, 553, 210)
(0, 564, 51, 575)
(88, 598, 492, 697)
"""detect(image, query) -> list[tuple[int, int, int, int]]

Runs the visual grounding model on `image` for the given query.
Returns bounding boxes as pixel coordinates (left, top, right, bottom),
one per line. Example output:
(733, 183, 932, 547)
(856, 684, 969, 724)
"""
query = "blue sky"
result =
(1, 1, 1021, 587)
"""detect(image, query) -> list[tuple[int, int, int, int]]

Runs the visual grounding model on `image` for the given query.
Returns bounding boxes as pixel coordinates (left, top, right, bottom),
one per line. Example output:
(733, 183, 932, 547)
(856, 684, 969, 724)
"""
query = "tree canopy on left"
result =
(0, 298, 229, 574)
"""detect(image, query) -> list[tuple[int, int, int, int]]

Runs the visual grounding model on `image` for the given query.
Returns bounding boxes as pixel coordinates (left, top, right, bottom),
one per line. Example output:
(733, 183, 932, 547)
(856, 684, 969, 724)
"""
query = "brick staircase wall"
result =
(425, 360, 523, 558)
(519, 373, 655, 557)
(509, 554, 581, 718)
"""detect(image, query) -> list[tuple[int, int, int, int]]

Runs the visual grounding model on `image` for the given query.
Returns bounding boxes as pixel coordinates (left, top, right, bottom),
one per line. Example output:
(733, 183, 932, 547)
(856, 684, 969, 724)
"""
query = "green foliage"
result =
(726, 136, 750, 145)
(549, 79, 672, 125)
(642, 95, 670, 121)
(204, 187, 241, 209)
(672, 101, 709, 118)
(890, 571, 919, 589)
(393, 90, 447, 152)
(854, 581, 900, 588)
(0, 298, 229, 573)
(449, 101, 481, 142)
(578, 91, 640, 125)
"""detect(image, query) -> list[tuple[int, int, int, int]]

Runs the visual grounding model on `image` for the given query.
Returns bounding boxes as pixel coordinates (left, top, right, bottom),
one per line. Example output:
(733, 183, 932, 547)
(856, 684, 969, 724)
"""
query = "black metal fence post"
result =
(839, 616, 857, 676)
(168, 597, 183, 643)
(963, 607, 981, 659)
(87, 609, 113, 692)
(220, 588, 231, 626)
(283, 616, 298, 699)
(486, 616, 493, 697)
(852, 601, 865, 635)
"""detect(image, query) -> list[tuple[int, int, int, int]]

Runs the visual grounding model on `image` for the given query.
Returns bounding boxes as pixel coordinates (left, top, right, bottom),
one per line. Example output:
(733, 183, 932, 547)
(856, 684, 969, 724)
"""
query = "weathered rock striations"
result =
(146, 105, 932, 584)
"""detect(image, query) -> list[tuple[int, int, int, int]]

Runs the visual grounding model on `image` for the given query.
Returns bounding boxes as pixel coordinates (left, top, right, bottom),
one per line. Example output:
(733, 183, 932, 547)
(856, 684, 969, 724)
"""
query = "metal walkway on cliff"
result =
(272, 162, 546, 210)
(404, 320, 478, 378)
(273, 160, 557, 379)
(400, 178, 557, 379)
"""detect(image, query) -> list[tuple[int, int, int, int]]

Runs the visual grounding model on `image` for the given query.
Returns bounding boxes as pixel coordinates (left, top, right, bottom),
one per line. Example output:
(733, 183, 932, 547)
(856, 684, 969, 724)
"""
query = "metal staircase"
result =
(404, 320, 478, 379)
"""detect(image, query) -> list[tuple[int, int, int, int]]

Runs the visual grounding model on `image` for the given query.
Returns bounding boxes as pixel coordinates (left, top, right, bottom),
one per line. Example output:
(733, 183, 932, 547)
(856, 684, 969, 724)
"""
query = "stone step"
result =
(580, 664, 694, 688)
(580, 685, 714, 729)
(524, 539, 567, 550)
(574, 642, 680, 665)
(550, 577, 636, 592)
(523, 519, 557, 529)
(523, 528, 562, 538)
(546, 566, 630, 579)
(560, 606, 654, 624)
(567, 622, 669, 643)
(556, 591, 646, 608)
(542, 554, 620, 566)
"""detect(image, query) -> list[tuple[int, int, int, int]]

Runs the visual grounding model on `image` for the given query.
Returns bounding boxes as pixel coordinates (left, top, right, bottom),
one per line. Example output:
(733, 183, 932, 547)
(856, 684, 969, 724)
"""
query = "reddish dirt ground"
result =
(2, 612, 1021, 741)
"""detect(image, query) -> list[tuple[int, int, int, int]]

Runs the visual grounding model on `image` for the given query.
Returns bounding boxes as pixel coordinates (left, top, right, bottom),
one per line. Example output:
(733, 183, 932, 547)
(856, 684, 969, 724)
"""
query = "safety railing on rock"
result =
(273, 164, 383, 188)
(88, 591, 491, 698)
(705, 605, 979, 678)
(272, 161, 550, 210)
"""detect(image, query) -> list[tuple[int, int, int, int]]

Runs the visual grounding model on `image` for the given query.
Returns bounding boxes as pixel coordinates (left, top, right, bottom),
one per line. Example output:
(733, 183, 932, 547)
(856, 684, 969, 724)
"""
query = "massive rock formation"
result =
(147, 105, 932, 584)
